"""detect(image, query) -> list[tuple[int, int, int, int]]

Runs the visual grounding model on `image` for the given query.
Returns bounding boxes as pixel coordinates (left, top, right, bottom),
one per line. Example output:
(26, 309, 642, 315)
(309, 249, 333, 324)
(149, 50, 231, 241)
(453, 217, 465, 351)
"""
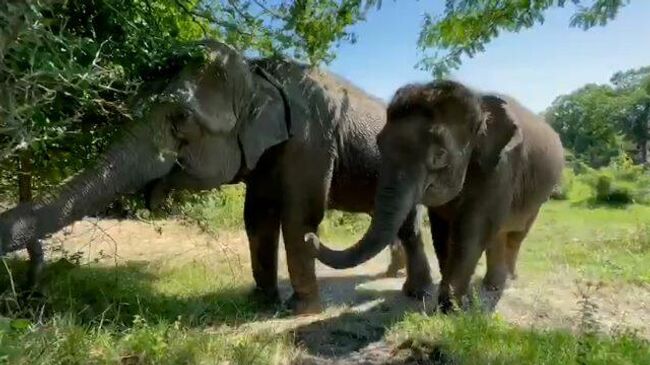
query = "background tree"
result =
(0, 0, 380, 204)
(547, 66, 650, 167)
(547, 84, 627, 167)
(417, 0, 633, 77)
(610, 67, 650, 163)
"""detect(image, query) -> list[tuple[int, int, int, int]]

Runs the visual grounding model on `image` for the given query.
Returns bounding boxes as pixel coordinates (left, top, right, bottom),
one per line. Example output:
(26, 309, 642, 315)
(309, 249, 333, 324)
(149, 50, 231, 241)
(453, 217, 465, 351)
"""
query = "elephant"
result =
(305, 80, 565, 312)
(0, 39, 430, 314)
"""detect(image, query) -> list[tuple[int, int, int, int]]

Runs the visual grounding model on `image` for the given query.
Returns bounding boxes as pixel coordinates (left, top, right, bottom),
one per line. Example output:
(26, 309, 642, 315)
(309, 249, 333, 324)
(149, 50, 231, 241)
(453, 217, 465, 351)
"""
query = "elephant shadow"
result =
(0, 258, 281, 327)
(287, 274, 505, 360)
(1, 258, 505, 362)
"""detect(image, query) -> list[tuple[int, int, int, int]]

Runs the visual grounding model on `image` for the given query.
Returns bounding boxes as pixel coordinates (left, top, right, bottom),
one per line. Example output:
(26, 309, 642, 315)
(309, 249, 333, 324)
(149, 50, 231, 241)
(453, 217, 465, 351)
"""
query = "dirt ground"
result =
(32, 218, 650, 364)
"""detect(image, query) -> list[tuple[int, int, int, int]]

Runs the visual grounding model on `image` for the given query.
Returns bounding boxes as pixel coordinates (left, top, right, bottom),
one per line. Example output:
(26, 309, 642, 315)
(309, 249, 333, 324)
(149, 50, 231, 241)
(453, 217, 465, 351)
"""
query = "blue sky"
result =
(328, 1, 650, 112)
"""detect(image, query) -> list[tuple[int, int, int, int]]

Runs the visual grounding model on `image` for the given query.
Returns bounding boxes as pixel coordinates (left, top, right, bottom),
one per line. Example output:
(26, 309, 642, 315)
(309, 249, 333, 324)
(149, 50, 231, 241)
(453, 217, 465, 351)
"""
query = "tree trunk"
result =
(17, 150, 33, 203)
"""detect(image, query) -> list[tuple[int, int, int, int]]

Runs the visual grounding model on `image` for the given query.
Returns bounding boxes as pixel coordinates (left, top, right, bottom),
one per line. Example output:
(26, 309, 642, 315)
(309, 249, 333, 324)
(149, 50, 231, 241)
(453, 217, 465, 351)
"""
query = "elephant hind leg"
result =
(483, 232, 509, 291)
(505, 210, 539, 280)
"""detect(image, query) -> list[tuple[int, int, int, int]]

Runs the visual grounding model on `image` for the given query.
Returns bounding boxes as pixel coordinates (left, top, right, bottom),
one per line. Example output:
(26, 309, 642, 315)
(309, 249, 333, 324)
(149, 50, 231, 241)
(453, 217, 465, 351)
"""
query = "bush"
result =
(177, 185, 246, 232)
(578, 155, 650, 206)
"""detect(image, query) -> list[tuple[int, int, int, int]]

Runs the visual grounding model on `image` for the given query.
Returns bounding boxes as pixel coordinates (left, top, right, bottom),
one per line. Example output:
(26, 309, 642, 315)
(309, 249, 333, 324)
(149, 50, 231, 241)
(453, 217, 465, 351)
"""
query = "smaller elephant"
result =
(306, 80, 564, 312)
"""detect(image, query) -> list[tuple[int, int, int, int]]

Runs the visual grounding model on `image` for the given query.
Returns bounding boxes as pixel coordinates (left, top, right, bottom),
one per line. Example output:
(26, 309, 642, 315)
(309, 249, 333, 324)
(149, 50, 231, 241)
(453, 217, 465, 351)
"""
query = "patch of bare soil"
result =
(43, 217, 248, 265)
(26, 218, 650, 364)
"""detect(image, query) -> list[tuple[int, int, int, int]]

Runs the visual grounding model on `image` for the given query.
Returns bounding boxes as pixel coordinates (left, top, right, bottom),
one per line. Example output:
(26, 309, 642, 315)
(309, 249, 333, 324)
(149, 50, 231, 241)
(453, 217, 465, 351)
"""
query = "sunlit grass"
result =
(2, 194, 650, 364)
(389, 311, 650, 365)
(0, 256, 293, 365)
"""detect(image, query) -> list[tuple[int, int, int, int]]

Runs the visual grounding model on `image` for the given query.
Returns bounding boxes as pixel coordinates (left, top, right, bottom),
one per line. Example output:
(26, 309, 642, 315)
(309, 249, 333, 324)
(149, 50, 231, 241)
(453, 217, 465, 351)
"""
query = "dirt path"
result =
(31, 218, 650, 364)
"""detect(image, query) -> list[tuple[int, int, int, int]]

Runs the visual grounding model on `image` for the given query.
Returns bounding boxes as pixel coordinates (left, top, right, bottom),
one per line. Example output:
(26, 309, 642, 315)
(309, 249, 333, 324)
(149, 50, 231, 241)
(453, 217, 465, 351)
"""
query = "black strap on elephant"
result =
(250, 63, 293, 138)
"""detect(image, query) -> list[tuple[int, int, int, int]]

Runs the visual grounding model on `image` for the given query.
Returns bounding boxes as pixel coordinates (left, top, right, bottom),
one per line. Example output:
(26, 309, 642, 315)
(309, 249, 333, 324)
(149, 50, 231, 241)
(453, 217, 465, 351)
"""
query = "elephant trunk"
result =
(1, 120, 178, 254)
(307, 166, 420, 269)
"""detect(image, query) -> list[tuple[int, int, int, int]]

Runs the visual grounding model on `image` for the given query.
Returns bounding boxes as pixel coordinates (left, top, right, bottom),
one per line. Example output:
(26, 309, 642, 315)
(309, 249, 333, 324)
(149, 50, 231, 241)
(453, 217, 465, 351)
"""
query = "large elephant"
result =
(306, 80, 564, 312)
(0, 40, 431, 314)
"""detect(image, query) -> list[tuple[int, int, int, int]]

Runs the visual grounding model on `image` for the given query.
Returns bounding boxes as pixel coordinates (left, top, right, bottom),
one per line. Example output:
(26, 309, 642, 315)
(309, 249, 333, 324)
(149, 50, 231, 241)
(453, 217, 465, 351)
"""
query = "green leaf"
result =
(10, 318, 31, 331)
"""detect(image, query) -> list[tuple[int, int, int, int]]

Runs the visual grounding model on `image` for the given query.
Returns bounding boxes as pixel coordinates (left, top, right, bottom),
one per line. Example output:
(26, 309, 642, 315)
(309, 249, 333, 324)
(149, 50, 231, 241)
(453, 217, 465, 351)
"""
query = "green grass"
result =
(2, 193, 650, 364)
(319, 210, 371, 247)
(0, 257, 292, 365)
(520, 201, 650, 285)
(389, 311, 650, 365)
(319, 200, 650, 285)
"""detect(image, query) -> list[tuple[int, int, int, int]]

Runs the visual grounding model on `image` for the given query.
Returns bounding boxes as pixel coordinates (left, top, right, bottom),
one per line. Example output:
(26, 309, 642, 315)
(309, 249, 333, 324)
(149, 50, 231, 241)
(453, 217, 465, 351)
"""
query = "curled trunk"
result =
(308, 166, 420, 269)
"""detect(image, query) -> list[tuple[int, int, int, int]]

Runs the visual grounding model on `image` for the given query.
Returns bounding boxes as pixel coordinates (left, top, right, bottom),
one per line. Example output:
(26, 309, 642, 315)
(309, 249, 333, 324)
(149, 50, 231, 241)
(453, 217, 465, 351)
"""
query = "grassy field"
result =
(1, 196, 650, 364)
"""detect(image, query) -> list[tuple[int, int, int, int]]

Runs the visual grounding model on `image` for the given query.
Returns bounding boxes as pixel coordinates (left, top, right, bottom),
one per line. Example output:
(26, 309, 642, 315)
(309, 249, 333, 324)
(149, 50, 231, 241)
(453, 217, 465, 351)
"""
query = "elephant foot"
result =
(284, 292, 323, 315)
(436, 284, 462, 314)
(384, 244, 406, 278)
(437, 295, 456, 314)
(249, 286, 281, 306)
(482, 275, 508, 292)
(402, 279, 434, 299)
(383, 266, 405, 278)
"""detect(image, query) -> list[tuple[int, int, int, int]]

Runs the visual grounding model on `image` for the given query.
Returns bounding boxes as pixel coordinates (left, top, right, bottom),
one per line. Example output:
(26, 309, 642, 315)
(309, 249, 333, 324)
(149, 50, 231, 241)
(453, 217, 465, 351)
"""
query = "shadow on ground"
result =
(0, 258, 275, 327)
(287, 275, 505, 362)
(1, 258, 506, 364)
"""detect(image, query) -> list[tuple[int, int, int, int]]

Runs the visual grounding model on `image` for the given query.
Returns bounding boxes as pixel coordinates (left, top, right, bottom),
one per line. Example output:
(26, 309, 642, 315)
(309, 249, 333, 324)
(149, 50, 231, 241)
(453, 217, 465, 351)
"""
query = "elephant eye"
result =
(427, 147, 449, 171)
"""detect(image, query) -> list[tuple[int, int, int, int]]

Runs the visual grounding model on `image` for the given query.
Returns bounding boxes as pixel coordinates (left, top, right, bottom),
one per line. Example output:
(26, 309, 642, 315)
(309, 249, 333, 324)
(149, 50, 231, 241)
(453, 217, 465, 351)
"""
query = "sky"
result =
(327, 1, 650, 113)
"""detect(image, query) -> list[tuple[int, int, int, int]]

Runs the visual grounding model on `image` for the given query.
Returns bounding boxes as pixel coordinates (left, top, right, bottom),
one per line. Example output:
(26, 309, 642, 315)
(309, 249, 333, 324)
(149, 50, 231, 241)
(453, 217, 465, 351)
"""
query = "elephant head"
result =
(0, 40, 291, 255)
(306, 80, 523, 268)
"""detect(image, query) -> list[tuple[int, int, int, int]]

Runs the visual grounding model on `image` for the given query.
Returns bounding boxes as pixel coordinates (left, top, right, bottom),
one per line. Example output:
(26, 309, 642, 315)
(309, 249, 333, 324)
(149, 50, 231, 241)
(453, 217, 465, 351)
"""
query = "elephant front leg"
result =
(428, 209, 450, 278)
(398, 208, 434, 299)
(244, 190, 281, 304)
(483, 232, 509, 291)
(26, 239, 44, 290)
(282, 215, 323, 315)
(438, 220, 487, 313)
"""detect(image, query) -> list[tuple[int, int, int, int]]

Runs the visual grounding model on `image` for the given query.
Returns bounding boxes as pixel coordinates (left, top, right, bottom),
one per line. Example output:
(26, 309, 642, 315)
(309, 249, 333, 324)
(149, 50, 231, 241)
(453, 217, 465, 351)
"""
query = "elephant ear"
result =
(238, 59, 310, 169)
(238, 67, 292, 169)
(185, 40, 255, 134)
(473, 95, 523, 171)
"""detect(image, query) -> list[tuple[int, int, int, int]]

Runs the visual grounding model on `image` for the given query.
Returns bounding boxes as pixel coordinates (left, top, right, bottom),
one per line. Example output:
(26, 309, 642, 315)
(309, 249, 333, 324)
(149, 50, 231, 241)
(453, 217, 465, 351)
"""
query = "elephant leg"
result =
(505, 233, 523, 280)
(398, 208, 433, 298)
(143, 178, 171, 212)
(384, 240, 406, 278)
(244, 187, 281, 303)
(438, 218, 490, 313)
(281, 171, 331, 315)
(26, 239, 44, 289)
(505, 211, 538, 280)
(282, 208, 324, 315)
(428, 209, 450, 278)
(483, 232, 509, 291)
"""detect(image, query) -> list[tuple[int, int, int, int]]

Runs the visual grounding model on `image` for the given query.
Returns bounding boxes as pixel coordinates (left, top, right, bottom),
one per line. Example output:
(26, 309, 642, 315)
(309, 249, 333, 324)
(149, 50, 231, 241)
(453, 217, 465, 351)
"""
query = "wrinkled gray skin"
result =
(0, 40, 428, 314)
(306, 80, 564, 312)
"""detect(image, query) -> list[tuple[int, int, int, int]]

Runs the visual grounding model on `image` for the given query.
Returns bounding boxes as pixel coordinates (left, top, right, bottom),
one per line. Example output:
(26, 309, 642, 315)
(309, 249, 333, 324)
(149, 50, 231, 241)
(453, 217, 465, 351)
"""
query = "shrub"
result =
(578, 155, 650, 206)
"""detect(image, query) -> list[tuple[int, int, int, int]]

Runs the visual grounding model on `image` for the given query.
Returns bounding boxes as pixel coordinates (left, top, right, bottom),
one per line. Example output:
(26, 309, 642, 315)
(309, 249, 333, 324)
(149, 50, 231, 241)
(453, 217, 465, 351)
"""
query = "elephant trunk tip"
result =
(304, 232, 320, 252)
(303, 232, 363, 270)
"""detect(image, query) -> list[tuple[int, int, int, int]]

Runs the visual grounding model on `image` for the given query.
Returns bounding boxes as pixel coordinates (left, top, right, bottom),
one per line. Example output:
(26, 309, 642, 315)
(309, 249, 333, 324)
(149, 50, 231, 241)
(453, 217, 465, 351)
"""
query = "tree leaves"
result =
(547, 66, 650, 167)
(417, 0, 632, 78)
(0, 0, 379, 199)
